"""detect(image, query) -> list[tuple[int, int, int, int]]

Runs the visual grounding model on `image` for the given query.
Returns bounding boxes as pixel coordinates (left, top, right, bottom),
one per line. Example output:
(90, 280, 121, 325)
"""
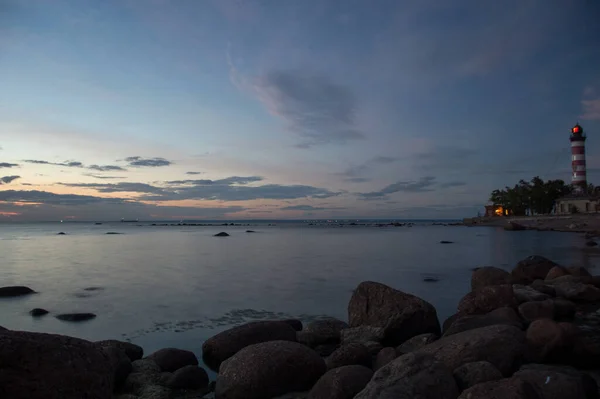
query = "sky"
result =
(0, 0, 599, 221)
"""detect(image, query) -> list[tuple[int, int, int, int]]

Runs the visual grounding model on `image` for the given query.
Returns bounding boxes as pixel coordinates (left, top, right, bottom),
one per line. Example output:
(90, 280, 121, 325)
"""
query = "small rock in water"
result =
(0, 286, 36, 297)
(246, 230, 256, 233)
(423, 277, 439, 283)
(440, 240, 454, 244)
(29, 308, 49, 317)
(56, 313, 97, 322)
(585, 240, 598, 247)
(214, 232, 230, 237)
(57, 232, 66, 235)
(83, 287, 104, 291)
(106, 232, 123, 235)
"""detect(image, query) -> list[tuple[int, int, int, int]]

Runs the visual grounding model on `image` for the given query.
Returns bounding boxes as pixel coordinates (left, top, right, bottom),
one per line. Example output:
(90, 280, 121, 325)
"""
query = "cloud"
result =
(0, 162, 19, 168)
(125, 156, 172, 167)
(88, 164, 128, 172)
(280, 205, 341, 211)
(338, 156, 398, 182)
(165, 176, 263, 185)
(83, 174, 128, 180)
(0, 175, 20, 184)
(23, 159, 83, 168)
(439, 181, 467, 188)
(186, 171, 203, 175)
(59, 182, 166, 195)
(0, 190, 127, 205)
(359, 176, 436, 199)
(251, 70, 364, 148)
(344, 177, 372, 183)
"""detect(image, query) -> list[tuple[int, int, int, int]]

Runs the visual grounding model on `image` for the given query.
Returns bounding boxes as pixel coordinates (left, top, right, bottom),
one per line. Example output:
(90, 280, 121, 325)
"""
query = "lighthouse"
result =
(570, 123, 587, 193)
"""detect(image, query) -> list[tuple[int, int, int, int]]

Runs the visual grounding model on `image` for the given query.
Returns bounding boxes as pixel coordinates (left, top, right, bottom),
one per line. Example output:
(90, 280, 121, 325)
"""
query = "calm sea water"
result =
(1, 221, 597, 373)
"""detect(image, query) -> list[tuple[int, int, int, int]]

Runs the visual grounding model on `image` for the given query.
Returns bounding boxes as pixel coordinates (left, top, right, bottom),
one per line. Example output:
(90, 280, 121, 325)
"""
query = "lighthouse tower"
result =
(570, 123, 587, 193)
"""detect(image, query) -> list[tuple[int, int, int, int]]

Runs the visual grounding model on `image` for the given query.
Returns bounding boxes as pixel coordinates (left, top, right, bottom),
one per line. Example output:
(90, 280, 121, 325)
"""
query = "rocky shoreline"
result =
(2, 255, 600, 398)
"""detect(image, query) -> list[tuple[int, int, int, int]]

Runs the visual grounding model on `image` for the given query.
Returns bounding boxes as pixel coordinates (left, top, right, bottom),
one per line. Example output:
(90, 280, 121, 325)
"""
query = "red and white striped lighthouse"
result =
(570, 123, 587, 193)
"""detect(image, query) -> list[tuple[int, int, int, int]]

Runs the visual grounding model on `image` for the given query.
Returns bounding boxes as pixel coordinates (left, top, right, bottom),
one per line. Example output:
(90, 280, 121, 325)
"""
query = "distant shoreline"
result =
(463, 214, 600, 235)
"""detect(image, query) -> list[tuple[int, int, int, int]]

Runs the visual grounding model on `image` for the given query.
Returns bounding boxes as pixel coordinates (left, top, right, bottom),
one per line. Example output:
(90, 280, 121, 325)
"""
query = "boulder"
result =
(100, 344, 132, 389)
(514, 364, 598, 399)
(305, 318, 348, 342)
(505, 222, 527, 231)
(55, 313, 96, 322)
(307, 365, 373, 399)
(202, 321, 296, 371)
(512, 255, 559, 284)
(297, 331, 335, 348)
(215, 341, 326, 399)
(513, 284, 551, 303)
(165, 365, 209, 390)
(354, 352, 459, 399)
(131, 358, 161, 374)
(531, 280, 556, 296)
(525, 319, 566, 362)
(418, 324, 526, 376)
(443, 307, 523, 336)
(95, 340, 143, 363)
(348, 281, 440, 346)
(363, 341, 384, 356)
(0, 330, 114, 399)
(147, 348, 198, 372)
(374, 347, 398, 370)
(340, 326, 385, 345)
(325, 343, 371, 370)
(396, 333, 438, 353)
(214, 232, 229, 237)
(471, 267, 512, 290)
(282, 319, 303, 331)
(586, 240, 598, 247)
(458, 284, 517, 315)
(546, 266, 569, 280)
(457, 378, 541, 399)
(0, 285, 35, 297)
(554, 298, 577, 319)
(442, 313, 461, 334)
(567, 266, 592, 277)
(313, 343, 339, 357)
(553, 280, 600, 302)
(453, 361, 503, 391)
(29, 308, 49, 317)
(518, 300, 555, 323)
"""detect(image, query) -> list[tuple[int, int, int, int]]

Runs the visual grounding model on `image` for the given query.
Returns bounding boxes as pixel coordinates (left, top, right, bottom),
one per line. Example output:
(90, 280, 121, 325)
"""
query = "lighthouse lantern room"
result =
(570, 123, 587, 194)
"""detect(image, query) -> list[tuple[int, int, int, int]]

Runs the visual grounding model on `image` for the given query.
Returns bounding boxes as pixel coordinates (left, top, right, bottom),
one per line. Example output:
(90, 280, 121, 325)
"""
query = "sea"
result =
(0, 220, 597, 374)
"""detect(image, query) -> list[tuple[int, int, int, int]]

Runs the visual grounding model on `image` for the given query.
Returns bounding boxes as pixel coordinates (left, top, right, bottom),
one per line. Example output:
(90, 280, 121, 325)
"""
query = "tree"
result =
(488, 176, 573, 215)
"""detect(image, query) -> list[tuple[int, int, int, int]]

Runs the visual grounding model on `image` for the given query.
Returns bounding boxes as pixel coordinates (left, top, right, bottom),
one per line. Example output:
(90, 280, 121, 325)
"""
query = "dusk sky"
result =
(1, 0, 599, 221)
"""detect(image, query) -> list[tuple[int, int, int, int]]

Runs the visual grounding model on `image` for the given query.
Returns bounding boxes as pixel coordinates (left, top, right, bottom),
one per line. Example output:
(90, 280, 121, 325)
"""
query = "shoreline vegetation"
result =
(2, 255, 600, 398)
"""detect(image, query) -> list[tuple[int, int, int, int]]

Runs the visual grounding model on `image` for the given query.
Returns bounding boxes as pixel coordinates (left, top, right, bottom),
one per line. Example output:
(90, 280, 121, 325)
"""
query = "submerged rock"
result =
(214, 232, 230, 237)
(0, 286, 35, 297)
(215, 340, 326, 399)
(56, 313, 96, 322)
(308, 365, 373, 399)
(348, 281, 440, 346)
(29, 308, 49, 317)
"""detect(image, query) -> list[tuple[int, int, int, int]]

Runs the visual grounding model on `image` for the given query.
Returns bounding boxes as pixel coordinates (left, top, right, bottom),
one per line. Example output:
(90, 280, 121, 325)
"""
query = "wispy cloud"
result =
(0, 162, 19, 168)
(59, 182, 166, 194)
(251, 70, 364, 148)
(359, 176, 436, 199)
(83, 174, 128, 180)
(23, 159, 84, 167)
(88, 164, 128, 172)
(0, 175, 20, 184)
(338, 156, 397, 182)
(280, 204, 342, 211)
(165, 176, 263, 185)
(125, 156, 172, 167)
(186, 171, 203, 175)
(439, 181, 467, 188)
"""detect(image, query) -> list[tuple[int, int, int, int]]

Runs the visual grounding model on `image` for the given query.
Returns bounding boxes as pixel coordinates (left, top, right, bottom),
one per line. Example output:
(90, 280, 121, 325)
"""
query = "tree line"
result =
(489, 176, 597, 216)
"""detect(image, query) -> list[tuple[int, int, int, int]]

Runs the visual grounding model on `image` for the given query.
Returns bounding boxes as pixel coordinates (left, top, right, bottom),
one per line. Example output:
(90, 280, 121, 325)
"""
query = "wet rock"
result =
(245, 230, 256, 233)
(0, 285, 35, 297)
(106, 232, 123, 235)
(0, 330, 114, 399)
(165, 365, 209, 390)
(202, 320, 296, 371)
(458, 284, 517, 316)
(586, 240, 598, 247)
(147, 348, 198, 372)
(348, 281, 440, 346)
(374, 347, 397, 370)
(422, 277, 439, 282)
(554, 298, 577, 319)
(96, 340, 144, 362)
(325, 343, 371, 370)
(444, 307, 523, 336)
(29, 308, 49, 317)
(418, 324, 526, 376)
(513, 284, 551, 303)
(518, 299, 555, 323)
(514, 364, 598, 399)
(440, 240, 453, 244)
(307, 365, 373, 399)
(215, 340, 326, 399)
(553, 280, 600, 302)
(546, 266, 570, 280)
(471, 266, 512, 290)
(57, 232, 66, 235)
(457, 377, 541, 399)
(214, 232, 229, 237)
(340, 326, 385, 345)
(56, 313, 96, 322)
(453, 361, 503, 391)
(354, 352, 459, 399)
(282, 319, 303, 331)
(396, 333, 438, 353)
(526, 319, 566, 362)
(305, 318, 348, 342)
(512, 255, 559, 284)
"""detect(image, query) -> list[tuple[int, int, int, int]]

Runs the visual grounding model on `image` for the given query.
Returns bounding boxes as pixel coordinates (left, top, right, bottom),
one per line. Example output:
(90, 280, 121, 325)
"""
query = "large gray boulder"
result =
(513, 284, 551, 303)
(514, 364, 598, 399)
(0, 330, 114, 399)
(453, 361, 503, 391)
(512, 255, 559, 284)
(348, 281, 440, 346)
(307, 365, 373, 399)
(525, 319, 566, 362)
(443, 307, 523, 336)
(202, 321, 297, 371)
(553, 280, 600, 302)
(396, 333, 438, 353)
(95, 339, 144, 362)
(305, 318, 348, 342)
(457, 284, 518, 315)
(354, 352, 459, 399)
(457, 378, 542, 399)
(471, 267, 512, 290)
(418, 324, 526, 376)
(340, 326, 385, 345)
(518, 299, 555, 323)
(325, 343, 371, 370)
(215, 341, 326, 399)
